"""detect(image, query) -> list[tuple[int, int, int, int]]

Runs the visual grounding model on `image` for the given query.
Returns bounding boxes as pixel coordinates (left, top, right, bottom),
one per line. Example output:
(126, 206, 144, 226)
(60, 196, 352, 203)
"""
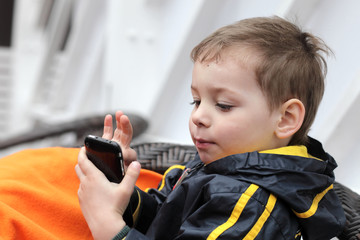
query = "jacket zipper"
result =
(172, 162, 204, 190)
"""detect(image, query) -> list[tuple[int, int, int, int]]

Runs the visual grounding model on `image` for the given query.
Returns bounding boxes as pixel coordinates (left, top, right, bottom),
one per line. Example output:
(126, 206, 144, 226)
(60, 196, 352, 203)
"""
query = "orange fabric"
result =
(136, 168, 163, 191)
(0, 147, 162, 240)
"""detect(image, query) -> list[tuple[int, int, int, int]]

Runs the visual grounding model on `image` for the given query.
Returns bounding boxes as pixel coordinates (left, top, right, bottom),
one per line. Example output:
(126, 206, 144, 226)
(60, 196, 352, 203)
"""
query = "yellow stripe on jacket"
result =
(158, 165, 186, 191)
(207, 184, 259, 240)
(293, 184, 333, 218)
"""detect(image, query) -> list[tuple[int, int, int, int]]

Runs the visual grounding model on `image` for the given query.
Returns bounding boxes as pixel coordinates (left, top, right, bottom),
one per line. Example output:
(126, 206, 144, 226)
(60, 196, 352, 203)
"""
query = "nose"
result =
(190, 103, 210, 128)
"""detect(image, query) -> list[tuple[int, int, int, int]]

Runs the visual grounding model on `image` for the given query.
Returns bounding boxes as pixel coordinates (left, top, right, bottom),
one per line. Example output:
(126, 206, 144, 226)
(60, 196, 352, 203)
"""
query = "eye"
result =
(190, 100, 200, 107)
(216, 103, 233, 111)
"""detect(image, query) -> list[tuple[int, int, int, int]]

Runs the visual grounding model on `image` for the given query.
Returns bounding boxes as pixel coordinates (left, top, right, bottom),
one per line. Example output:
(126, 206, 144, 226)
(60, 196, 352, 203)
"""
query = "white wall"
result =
(7, 0, 360, 193)
(104, 0, 360, 192)
(302, 0, 360, 193)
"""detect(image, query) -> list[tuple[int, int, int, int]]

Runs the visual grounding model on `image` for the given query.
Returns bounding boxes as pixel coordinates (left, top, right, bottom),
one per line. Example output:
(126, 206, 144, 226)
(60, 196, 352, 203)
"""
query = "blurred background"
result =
(0, 0, 359, 193)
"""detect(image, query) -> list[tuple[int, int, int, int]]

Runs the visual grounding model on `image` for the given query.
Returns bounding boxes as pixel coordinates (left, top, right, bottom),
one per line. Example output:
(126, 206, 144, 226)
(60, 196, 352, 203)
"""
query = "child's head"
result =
(189, 16, 331, 163)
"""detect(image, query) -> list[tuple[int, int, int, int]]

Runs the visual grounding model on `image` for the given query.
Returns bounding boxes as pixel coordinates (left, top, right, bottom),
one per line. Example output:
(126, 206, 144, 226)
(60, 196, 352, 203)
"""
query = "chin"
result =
(197, 152, 218, 165)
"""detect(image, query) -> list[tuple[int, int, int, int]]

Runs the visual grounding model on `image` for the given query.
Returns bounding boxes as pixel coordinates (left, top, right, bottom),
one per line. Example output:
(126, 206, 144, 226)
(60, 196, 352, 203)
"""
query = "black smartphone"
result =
(84, 135, 125, 183)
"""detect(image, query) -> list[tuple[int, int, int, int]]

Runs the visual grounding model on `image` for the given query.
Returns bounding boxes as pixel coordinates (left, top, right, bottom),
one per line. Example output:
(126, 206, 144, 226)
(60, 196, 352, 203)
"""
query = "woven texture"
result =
(334, 182, 360, 240)
(132, 142, 197, 174)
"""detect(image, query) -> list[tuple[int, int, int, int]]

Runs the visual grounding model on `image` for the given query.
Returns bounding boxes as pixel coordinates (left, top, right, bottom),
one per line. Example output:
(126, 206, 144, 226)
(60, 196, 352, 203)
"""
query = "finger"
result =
(118, 115, 133, 148)
(77, 148, 89, 178)
(115, 110, 124, 122)
(112, 111, 124, 141)
(123, 149, 137, 168)
(102, 114, 114, 140)
(115, 110, 124, 132)
(119, 161, 141, 196)
(77, 147, 103, 178)
(75, 164, 84, 180)
(78, 147, 87, 164)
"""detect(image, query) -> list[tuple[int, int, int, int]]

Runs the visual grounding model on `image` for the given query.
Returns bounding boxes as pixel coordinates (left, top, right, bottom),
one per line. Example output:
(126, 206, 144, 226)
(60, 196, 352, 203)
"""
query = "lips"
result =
(194, 138, 215, 149)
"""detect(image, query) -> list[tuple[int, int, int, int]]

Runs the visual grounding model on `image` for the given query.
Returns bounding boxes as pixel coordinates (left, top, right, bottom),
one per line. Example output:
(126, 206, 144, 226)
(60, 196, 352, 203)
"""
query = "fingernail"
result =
(130, 161, 141, 170)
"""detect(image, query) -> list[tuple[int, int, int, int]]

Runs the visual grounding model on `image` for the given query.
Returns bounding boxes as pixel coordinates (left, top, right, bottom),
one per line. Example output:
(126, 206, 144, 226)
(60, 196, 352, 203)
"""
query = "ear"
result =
(275, 99, 305, 140)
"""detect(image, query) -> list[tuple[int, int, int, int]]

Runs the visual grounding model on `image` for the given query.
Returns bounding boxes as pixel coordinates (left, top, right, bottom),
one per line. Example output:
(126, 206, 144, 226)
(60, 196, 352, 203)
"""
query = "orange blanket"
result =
(0, 147, 163, 240)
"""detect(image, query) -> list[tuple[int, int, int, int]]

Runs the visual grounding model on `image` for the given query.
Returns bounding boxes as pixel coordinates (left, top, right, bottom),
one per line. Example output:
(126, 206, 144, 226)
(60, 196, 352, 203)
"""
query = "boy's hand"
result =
(75, 148, 141, 240)
(75, 111, 140, 239)
(102, 111, 137, 169)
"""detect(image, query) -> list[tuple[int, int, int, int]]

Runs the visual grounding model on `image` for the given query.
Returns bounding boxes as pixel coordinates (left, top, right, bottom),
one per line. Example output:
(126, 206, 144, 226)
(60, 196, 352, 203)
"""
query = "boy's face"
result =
(189, 50, 281, 164)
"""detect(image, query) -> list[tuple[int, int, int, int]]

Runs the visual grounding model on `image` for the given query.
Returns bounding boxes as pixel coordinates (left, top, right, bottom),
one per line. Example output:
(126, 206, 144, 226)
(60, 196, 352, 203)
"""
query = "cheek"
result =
(213, 123, 247, 156)
(188, 117, 195, 138)
(188, 115, 193, 130)
(214, 121, 243, 143)
(214, 114, 258, 145)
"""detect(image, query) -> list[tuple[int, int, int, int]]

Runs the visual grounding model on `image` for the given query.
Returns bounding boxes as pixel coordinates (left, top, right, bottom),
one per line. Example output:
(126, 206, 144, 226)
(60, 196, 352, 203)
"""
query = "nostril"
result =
(191, 113, 208, 128)
(191, 116, 200, 127)
(190, 103, 210, 128)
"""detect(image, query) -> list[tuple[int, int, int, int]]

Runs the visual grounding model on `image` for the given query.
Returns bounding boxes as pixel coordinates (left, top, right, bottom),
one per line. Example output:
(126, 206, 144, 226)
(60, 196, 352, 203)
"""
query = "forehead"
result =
(191, 51, 262, 97)
(192, 45, 261, 82)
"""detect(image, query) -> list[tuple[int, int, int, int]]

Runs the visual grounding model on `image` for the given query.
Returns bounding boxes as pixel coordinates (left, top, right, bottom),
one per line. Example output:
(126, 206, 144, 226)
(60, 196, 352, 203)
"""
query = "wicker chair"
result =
(0, 113, 148, 151)
(333, 182, 360, 240)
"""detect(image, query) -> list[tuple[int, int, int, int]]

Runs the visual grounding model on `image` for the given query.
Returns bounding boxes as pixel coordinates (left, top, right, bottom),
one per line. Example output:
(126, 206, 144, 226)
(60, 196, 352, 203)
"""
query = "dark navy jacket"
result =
(120, 138, 345, 239)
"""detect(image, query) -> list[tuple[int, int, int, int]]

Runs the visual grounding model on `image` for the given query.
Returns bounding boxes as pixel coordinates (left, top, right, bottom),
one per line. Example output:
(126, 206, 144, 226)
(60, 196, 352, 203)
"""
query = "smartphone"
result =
(84, 135, 125, 183)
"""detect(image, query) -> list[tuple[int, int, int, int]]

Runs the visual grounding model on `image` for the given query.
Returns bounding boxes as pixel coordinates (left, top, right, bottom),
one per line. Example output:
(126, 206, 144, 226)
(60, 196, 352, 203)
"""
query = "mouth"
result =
(194, 138, 215, 149)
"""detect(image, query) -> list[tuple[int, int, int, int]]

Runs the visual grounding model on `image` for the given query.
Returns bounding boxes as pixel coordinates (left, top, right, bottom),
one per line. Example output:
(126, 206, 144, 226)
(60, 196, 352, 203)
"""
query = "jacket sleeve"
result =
(121, 164, 187, 238)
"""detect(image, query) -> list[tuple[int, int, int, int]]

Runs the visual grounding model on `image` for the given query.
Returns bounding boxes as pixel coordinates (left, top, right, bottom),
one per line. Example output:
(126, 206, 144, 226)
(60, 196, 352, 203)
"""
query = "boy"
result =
(75, 16, 346, 239)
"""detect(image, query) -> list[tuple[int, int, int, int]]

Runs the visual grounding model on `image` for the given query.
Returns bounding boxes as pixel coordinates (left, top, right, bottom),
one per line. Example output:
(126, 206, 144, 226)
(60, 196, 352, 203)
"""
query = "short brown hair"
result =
(191, 16, 331, 145)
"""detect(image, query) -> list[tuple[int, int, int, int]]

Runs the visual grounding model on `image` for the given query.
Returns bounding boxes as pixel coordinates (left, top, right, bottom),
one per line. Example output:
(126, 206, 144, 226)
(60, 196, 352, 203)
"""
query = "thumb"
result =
(124, 161, 141, 185)
(117, 161, 141, 201)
